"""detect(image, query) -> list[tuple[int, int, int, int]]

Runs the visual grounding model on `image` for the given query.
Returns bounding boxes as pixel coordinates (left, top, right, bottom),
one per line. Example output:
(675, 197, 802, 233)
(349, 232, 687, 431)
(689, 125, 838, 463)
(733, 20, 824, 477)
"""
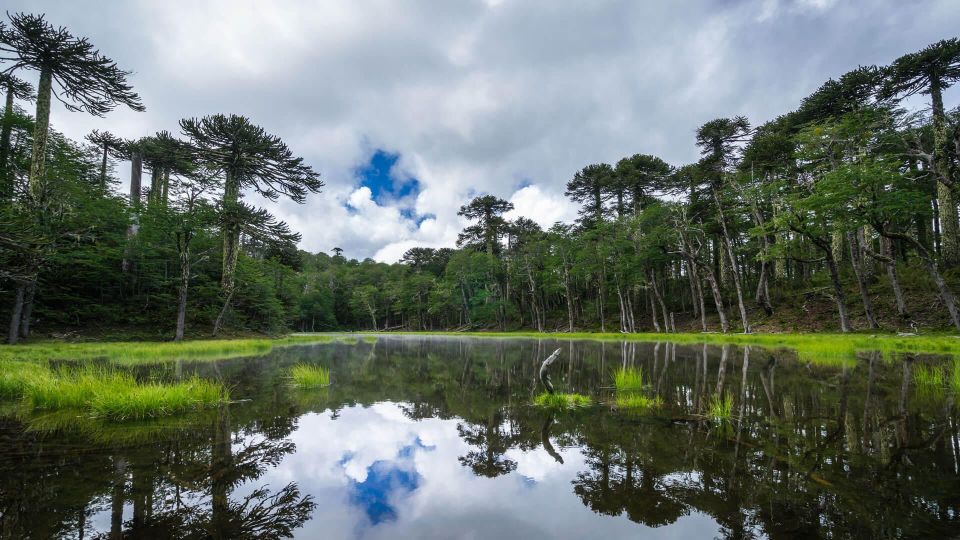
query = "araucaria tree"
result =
(180, 114, 322, 335)
(0, 72, 33, 197)
(0, 12, 144, 198)
(84, 129, 124, 190)
(882, 39, 960, 266)
(456, 195, 514, 256)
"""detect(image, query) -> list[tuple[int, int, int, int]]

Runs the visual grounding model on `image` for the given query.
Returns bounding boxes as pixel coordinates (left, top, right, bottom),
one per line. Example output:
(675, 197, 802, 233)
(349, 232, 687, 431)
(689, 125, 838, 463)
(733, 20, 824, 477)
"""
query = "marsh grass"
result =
(0, 335, 337, 366)
(4, 361, 228, 421)
(385, 331, 960, 361)
(24, 408, 218, 444)
(613, 367, 645, 392)
(289, 364, 331, 388)
(533, 392, 591, 410)
(708, 394, 734, 422)
(615, 394, 662, 410)
(914, 363, 947, 399)
(90, 377, 224, 420)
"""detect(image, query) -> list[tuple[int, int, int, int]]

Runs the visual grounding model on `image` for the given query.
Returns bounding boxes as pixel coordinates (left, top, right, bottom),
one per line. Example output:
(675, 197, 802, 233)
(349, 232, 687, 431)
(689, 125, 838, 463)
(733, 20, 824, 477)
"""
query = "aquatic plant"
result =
(914, 363, 946, 398)
(23, 368, 135, 410)
(89, 377, 225, 420)
(613, 367, 645, 392)
(533, 392, 591, 410)
(615, 394, 662, 410)
(289, 364, 331, 388)
(0, 361, 49, 397)
(708, 393, 734, 422)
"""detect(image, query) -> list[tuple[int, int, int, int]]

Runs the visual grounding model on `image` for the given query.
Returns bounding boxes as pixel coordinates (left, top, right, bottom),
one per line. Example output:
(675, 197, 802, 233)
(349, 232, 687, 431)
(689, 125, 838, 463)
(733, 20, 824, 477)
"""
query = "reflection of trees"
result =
(457, 410, 520, 477)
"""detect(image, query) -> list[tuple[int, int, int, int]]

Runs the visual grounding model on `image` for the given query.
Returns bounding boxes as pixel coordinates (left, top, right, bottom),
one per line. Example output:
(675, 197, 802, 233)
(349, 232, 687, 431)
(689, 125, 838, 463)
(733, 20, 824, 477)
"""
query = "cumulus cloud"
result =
(7, 0, 960, 261)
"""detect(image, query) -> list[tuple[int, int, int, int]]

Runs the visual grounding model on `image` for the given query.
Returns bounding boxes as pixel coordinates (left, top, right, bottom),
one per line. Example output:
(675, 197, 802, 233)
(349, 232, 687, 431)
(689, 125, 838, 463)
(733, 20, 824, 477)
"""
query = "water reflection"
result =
(1, 336, 959, 538)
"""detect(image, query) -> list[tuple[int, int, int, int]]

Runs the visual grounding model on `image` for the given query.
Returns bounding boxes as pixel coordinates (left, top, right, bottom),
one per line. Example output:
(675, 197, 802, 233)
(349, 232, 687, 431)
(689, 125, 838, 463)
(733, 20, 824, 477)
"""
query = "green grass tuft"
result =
(615, 393, 662, 410)
(613, 367, 645, 392)
(914, 363, 946, 399)
(708, 393, 734, 421)
(89, 377, 225, 420)
(289, 364, 331, 388)
(533, 392, 591, 410)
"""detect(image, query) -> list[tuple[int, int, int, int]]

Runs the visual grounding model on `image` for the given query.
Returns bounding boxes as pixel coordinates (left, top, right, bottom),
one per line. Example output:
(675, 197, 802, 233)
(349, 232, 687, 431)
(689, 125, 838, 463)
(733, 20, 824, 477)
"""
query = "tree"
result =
(84, 129, 123, 190)
(696, 116, 752, 333)
(456, 195, 514, 257)
(882, 39, 960, 265)
(614, 154, 672, 215)
(566, 163, 613, 226)
(0, 72, 33, 197)
(180, 114, 322, 335)
(0, 12, 144, 199)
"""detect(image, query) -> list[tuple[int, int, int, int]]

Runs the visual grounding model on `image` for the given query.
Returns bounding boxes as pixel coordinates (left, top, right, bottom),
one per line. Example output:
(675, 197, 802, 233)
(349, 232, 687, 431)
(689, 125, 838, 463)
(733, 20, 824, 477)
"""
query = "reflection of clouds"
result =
(252, 402, 720, 539)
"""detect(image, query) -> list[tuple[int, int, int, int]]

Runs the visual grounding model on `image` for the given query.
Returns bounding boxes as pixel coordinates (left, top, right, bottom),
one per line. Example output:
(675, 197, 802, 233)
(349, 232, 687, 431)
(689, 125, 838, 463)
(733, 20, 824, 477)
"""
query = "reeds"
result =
(289, 364, 331, 388)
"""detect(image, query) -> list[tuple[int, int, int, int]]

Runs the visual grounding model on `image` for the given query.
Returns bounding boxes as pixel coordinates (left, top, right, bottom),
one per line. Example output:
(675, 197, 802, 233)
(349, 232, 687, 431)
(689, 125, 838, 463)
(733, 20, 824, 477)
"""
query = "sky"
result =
(5, 0, 960, 261)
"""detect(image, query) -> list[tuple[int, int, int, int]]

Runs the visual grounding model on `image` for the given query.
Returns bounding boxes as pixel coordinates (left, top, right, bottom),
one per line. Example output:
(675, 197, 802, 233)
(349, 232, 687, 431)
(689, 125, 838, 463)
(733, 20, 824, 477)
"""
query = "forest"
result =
(2, 11, 960, 342)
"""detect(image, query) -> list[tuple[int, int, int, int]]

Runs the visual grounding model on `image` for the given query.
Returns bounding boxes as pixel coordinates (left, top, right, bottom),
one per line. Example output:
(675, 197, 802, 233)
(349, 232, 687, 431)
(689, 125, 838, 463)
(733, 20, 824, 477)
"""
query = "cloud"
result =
(6, 0, 960, 260)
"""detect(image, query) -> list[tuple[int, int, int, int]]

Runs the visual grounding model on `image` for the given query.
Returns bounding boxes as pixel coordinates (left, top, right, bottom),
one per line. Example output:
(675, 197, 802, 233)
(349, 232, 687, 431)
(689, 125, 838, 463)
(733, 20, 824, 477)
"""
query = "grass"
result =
(615, 393, 662, 410)
(533, 392, 592, 410)
(613, 367, 645, 392)
(1, 361, 228, 421)
(89, 377, 224, 420)
(289, 364, 331, 388)
(951, 360, 960, 395)
(0, 335, 337, 366)
(708, 393, 734, 421)
(914, 363, 946, 394)
(371, 330, 960, 361)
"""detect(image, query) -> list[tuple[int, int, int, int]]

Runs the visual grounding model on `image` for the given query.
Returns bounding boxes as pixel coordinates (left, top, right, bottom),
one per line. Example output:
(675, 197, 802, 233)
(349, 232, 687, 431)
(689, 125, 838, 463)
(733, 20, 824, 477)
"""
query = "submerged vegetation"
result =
(533, 392, 592, 411)
(614, 394, 662, 411)
(289, 364, 331, 388)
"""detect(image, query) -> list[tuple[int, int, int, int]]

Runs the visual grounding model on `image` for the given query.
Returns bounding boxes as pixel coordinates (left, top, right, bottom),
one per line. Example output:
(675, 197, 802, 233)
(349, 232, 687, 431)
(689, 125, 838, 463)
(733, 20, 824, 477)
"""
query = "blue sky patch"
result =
(354, 149, 420, 203)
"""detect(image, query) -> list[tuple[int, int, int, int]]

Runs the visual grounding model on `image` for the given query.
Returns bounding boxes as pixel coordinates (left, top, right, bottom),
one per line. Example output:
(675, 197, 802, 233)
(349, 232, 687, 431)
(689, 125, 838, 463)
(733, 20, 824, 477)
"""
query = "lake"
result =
(1, 335, 959, 539)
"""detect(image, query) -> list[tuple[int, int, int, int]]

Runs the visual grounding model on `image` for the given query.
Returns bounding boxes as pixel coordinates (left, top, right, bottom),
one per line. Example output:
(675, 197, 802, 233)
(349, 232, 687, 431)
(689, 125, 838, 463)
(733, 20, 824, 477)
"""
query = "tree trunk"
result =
(883, 237, 908, 318)
(215, 171, 241, 335)
(825, 253, 852, 333)
(122, 151, 143, 274)
(650, 271, 670, 334)
(0, 85, 14, 198)
(7, 283, 24, 345)
(19, 281, 34, 338)
(175, 238, 190, 341)
(28, 68, 52, 198)
(847, 231, 878, 329)
(100, 144, 109, 189)
(704, 266, 729, 333)
(932, 81, 960, 266)
(648, 292, 661, 332)
(713, 187, 751, 332)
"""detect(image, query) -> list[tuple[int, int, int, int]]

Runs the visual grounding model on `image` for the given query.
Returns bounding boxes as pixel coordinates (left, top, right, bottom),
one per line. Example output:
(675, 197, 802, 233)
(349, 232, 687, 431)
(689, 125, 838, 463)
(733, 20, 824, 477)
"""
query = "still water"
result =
(1, 336, 959, 539)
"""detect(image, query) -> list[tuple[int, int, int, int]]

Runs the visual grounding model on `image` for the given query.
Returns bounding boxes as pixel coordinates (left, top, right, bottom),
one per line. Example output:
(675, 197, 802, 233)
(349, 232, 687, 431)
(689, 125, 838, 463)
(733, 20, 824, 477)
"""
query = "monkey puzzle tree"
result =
(0, 12, 144, 199)
(881, 39, 960, 266)
(140, 130, 192, 207)
(84, 129, 123, 190)
(696, 116, 752, 333)
(614, 154, 673, 215)
(456, 194, 514, 257)
(180, 114, 322, 335)
(565, 163, 613, 226)
(0, 72, 33, 197)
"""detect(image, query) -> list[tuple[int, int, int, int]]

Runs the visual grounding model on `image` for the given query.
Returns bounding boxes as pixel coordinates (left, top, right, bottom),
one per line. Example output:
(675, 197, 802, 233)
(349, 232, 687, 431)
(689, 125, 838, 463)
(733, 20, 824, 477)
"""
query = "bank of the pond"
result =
(336, 330, 960, 360)
(0, 334, 336, 364)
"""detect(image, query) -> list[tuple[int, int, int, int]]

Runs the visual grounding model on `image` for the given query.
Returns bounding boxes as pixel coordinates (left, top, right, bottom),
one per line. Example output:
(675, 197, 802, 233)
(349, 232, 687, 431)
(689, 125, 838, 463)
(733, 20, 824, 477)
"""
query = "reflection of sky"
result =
(247, 402, 722, 539)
